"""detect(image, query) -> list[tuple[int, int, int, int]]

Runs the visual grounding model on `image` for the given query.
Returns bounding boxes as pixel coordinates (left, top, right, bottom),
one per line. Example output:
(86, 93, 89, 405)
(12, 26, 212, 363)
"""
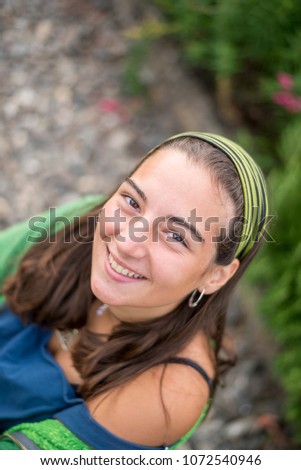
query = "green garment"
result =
(0, 437, 20, 450)
(1, 420, 92, 450)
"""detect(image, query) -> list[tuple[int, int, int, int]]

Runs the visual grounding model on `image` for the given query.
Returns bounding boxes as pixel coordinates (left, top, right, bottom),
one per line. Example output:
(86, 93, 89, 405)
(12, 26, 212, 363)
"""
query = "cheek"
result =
(151, 250, 201, 286)
(98, 201, 121, 239)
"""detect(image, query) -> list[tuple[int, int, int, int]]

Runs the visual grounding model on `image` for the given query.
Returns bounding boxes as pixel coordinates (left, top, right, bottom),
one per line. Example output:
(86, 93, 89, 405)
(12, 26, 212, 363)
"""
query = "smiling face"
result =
(90, 147, 238, 322)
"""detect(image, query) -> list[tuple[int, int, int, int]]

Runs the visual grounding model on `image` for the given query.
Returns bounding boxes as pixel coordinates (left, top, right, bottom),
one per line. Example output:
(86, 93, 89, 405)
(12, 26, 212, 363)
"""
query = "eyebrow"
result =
(125, 177, 147, 201)
(125, 177, 204, 243)
(167, 216, 204, 243)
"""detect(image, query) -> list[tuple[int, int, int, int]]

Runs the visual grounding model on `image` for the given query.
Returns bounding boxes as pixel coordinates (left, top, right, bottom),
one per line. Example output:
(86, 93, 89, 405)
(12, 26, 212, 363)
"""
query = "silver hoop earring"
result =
(188, 288, 205, 308)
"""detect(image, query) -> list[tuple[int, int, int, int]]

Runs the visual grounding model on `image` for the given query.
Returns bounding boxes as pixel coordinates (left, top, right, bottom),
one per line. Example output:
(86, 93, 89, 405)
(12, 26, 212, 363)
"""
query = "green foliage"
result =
(153, 0, 301, 152)
(235, 128, 277, 173)
(121, 39, 150, 97)
(246, 118, 301, 443)
(154, 0, 301, 77)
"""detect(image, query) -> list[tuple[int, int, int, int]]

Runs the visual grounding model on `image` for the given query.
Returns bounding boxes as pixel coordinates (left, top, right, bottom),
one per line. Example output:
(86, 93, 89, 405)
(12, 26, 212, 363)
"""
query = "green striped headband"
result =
(160, 132, 269, 260)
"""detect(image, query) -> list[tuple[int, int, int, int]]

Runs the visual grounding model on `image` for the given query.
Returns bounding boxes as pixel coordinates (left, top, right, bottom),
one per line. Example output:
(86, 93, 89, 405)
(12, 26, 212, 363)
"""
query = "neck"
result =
(90, 301, 179, 331)
(87, 301, 120, 335)
(98, 303, 123, 325)
(106, 303, 178, 324)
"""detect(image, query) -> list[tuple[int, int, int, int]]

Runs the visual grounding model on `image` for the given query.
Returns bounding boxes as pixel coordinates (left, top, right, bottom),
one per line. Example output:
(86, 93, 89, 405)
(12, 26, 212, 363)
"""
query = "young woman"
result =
(0, 132, 269, 450)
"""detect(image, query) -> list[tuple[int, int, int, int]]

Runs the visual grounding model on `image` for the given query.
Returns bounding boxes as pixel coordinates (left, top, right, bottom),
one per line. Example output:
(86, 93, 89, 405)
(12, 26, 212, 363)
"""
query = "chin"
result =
(90, 274, 105, 300)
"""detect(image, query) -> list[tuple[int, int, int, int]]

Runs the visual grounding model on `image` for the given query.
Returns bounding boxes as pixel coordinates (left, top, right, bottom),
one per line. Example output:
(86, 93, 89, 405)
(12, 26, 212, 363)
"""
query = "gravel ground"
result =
(0, 0, 292, 450)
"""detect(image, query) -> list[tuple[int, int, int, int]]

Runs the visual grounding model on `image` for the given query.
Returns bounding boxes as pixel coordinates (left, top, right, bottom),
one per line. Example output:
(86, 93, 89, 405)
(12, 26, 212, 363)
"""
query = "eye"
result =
(166, 231, 187, 246)
(124, 195, 140, 212)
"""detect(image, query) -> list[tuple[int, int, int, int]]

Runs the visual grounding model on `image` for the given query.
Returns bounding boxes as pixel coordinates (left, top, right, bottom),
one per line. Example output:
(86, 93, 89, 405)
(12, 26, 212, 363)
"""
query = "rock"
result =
(224, 417, 257, 440)
(11, 129, 29, 149)
(35, 20, 53, 43)
(54, 86, 73, 105)
(0, 197, 11, 219)
(21, 156, 41, 175)
(106, 128, 133, 150)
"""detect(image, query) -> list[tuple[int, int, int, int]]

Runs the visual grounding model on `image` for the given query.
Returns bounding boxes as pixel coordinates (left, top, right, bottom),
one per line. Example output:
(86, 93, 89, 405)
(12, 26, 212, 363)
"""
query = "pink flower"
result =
(99, 98, 123, 113)
(273, 91, 301, 113)
(97, 96, 145, 122)
(98, 98, 129, 121)
(277, 73, 294, 90)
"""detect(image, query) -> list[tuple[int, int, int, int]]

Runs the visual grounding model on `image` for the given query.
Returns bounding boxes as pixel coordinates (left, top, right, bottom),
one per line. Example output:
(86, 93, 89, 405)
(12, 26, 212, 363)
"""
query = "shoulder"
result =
(87, 332, 215, 447)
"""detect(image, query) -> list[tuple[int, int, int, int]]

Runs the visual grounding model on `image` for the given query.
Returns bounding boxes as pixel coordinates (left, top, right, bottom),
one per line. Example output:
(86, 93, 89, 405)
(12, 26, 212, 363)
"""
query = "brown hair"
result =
(3, 137, 264, 400)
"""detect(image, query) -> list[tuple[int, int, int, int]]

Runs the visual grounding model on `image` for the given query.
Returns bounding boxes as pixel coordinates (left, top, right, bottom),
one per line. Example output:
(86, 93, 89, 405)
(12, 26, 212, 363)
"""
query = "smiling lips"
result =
(108, 253, 145, 279)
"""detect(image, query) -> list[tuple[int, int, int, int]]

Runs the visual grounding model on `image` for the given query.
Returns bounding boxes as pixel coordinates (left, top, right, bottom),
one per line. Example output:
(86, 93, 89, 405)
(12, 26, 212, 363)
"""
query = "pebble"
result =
(35, 20, 53, 43)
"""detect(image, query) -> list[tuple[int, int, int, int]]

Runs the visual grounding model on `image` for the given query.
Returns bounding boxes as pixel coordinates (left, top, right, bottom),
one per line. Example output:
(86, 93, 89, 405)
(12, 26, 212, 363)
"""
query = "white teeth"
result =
(108, 253, 144, 279)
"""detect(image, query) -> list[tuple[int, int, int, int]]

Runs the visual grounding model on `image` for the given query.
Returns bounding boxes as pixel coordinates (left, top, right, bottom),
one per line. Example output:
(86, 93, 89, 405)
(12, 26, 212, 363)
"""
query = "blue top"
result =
(0, 305, 82, 432)
(0, 305, 164, 449)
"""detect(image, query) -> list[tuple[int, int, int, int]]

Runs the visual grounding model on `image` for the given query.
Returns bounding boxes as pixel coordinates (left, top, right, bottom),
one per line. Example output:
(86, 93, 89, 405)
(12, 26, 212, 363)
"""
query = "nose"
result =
(115, 216, 150, 259)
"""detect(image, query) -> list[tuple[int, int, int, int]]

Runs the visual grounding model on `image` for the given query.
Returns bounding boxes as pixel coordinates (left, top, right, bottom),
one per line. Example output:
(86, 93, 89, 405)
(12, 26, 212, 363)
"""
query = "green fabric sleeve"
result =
(0, 436, 21, 450)
(0, 194, 106, 306)
(169, 398, 212, 449)
(3, 419, 92, 450)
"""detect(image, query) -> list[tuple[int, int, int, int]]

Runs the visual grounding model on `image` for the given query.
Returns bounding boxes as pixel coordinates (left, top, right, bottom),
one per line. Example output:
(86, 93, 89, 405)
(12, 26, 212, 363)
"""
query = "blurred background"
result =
(0, 0, 300, 449)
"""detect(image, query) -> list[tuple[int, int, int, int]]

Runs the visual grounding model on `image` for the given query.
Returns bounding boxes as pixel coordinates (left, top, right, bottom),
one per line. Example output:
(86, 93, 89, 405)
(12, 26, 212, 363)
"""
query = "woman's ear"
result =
(201, 258, 240, 295)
